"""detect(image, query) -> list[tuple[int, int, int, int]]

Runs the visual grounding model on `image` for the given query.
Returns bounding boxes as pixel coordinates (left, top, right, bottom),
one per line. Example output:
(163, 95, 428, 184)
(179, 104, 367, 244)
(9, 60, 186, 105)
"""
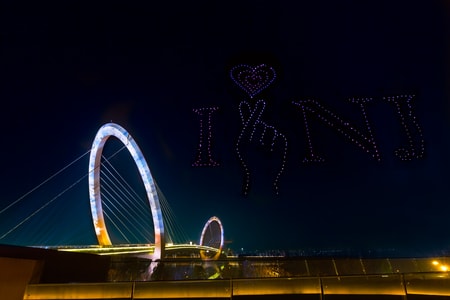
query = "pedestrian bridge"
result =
(43, 243, 222, 260)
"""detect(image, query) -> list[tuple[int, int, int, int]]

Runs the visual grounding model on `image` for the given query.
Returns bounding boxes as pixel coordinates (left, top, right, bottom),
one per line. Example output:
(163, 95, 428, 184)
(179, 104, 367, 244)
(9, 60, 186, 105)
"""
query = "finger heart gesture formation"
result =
(230, 64, 287, 196)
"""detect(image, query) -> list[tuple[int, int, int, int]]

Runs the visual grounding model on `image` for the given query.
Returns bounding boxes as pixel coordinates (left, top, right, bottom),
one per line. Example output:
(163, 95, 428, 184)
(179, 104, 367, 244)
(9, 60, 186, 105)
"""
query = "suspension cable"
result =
(0, 145, 128, 241)
(1, 141, 190, 247)
(0, 170, 88, 240)
(0, 150, 91, 215)
(156, 182, 191, 244)
(100, 174, 154, 242)
(103, 208, 131, 244)
(100, 169, 154, 238)
(100, 159, 153, 224)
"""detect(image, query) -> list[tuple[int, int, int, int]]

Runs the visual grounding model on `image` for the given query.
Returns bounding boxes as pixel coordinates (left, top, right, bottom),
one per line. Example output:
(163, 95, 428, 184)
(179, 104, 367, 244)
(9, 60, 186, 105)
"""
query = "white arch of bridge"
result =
(88, 122, 165, 261)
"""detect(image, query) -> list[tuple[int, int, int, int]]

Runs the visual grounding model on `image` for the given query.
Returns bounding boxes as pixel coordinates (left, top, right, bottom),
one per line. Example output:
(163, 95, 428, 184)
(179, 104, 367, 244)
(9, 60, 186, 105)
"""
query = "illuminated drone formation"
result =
(230, 64, 276, 99)
(192, 106, 220, 167)
(230, 64, 288, 196)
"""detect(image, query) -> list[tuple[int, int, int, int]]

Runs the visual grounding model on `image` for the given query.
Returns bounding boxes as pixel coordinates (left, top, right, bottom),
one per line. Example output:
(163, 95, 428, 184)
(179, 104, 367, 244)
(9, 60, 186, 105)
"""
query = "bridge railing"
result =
(23, 273, 450, 299)
(107, 256, 450, 281)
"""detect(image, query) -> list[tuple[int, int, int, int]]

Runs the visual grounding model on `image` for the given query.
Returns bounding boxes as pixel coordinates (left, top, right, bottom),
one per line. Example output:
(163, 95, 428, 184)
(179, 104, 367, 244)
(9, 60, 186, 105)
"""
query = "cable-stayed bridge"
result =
(0, 123, 224, 262)
(1, 123, 450, 299)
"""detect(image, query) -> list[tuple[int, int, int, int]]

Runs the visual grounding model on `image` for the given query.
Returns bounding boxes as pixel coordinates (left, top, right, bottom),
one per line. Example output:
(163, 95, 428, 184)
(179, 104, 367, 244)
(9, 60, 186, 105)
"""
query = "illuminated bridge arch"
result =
(88, 122, 165, 260)
(199, 216, 224, 260)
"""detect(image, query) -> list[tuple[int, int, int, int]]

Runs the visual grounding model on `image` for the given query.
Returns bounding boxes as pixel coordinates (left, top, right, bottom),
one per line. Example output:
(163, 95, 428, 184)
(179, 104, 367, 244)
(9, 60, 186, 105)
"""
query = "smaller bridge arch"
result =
(199, 216, 224, 260)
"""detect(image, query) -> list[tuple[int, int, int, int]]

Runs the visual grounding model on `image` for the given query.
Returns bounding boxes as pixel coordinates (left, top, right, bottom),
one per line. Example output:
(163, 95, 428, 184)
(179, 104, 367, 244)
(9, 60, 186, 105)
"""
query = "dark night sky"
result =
(0, 1, 449, 256)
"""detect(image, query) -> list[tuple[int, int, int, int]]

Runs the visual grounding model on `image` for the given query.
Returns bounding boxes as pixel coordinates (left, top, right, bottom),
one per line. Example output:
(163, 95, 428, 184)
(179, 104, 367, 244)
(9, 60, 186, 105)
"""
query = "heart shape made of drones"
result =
(230, 64, 276, 98)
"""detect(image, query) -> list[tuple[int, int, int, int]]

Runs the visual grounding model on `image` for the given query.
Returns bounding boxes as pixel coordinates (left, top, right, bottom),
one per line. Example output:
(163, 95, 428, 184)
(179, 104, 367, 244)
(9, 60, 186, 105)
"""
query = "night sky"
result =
(1, 1, 449, 257)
